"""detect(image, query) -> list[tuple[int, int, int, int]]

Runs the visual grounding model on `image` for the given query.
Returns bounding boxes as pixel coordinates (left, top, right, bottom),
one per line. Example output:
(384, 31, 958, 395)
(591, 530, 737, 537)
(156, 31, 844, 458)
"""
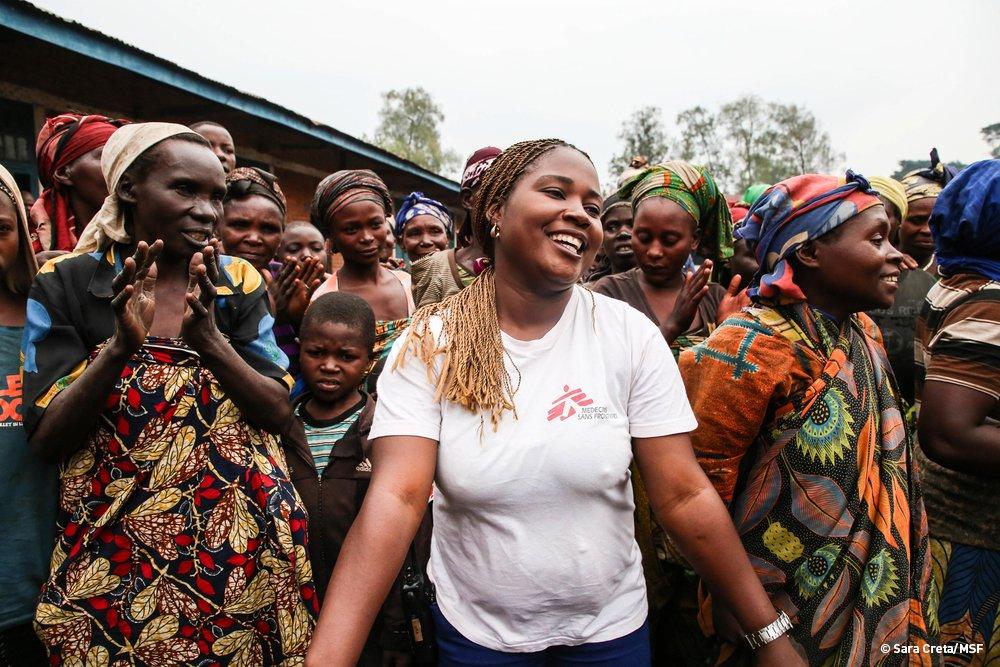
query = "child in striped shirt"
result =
(283, 293, 420, 662)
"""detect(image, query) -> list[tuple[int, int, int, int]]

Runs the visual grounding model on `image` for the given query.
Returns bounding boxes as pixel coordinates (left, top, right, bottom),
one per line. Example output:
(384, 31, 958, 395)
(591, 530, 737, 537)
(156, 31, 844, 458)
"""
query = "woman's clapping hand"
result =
(110, 240, 162, 354)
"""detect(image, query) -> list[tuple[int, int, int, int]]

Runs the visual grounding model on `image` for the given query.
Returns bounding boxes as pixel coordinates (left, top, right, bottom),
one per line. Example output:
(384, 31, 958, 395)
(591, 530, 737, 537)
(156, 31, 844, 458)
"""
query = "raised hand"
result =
(180, 245, 223, 352)
(716, 274, 752, 325)
(110, 240, 162, 354)
(269, 256, 325, 324)
(661, 259, 712, 344)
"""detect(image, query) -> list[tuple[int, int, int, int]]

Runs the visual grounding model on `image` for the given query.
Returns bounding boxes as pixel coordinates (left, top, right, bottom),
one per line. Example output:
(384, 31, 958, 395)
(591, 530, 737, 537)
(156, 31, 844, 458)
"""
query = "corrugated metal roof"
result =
(0, 0, 459, 192)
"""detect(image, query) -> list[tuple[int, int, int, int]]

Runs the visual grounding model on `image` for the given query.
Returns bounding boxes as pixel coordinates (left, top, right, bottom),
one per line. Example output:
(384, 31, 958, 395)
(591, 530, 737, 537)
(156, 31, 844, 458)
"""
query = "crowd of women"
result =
(0, 111, 997, 667)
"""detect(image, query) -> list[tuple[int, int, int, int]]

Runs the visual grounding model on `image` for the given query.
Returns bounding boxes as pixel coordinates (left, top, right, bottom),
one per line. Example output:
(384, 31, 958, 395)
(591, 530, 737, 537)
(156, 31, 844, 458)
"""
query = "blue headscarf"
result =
(736, 171, 881, 303)
(930, 159, 1000, 281)
(394, 191, 453, 237)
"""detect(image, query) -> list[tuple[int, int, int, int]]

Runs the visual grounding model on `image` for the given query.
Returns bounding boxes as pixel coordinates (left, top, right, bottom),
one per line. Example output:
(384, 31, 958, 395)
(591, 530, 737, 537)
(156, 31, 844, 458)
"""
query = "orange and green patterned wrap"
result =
(680, 304, 935, 664)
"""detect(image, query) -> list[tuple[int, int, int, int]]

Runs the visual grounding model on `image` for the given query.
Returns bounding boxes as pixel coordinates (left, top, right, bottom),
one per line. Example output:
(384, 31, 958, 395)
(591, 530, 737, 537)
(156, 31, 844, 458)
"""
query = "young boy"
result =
(282, 292, 425, 665)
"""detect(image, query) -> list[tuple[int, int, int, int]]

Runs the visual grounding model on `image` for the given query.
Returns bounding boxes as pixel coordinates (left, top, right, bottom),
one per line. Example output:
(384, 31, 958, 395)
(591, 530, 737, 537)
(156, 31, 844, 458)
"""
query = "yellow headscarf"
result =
(75, 122, 195, 253)
(867, 176, 908, 221)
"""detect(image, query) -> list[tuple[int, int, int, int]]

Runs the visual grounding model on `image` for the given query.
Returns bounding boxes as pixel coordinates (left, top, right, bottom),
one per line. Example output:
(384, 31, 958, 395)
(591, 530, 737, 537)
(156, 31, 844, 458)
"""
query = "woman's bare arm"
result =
(918, 380, 999, 476)
(306, 435, 437, 667)
(634, 434, 803, 665)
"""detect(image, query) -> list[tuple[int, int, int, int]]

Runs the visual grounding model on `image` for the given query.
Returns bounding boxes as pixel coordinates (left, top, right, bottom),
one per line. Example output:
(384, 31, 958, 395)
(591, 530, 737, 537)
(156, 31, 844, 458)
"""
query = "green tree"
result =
(677, 96, 843, 192)
(371, 87, 461, 176)
(718, 95, 780, 192)
(891, 158, 968, 180)
(609, 106, 670, 185)
(675, 105, 729, 184)
(768, 103, 842, 178)
(982, 123, 1000, 159)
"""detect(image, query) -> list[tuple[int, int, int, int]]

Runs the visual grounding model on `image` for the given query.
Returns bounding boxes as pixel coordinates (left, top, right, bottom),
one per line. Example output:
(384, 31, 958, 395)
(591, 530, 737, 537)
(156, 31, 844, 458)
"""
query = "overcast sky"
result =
(31, 0, 1000, 189)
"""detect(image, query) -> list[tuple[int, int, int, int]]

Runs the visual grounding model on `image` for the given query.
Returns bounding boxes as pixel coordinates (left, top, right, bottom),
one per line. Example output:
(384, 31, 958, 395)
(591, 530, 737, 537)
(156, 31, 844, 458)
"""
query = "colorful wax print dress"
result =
(22, 247, 317, 666)
(680, 304, 936, 665)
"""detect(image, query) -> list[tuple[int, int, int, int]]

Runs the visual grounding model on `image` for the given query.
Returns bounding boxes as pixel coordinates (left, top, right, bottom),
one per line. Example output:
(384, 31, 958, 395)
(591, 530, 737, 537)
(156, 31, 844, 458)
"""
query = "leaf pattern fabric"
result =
(34, 339, 317, 665)
(928, 538, 1000, 665)
(681, 304, 936, 664)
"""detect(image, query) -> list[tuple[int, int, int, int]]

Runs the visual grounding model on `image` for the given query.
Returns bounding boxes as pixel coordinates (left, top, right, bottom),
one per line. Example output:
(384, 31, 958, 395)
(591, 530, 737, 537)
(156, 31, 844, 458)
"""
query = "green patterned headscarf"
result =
(620, 160, 734, 263)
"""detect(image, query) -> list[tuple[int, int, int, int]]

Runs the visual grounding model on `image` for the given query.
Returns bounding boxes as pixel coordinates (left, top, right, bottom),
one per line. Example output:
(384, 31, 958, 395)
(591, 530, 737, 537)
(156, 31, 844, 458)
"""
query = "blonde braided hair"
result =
(394, 139, 586, 429)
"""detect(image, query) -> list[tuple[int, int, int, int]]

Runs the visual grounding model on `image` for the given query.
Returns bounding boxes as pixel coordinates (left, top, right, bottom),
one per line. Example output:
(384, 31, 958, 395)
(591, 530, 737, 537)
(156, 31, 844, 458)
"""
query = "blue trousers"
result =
(431, 603, 652, 666)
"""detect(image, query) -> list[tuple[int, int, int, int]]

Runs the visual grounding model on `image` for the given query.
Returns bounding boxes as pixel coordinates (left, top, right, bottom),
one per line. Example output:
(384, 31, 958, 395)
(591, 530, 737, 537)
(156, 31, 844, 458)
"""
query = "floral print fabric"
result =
(34, 339, 316, 666)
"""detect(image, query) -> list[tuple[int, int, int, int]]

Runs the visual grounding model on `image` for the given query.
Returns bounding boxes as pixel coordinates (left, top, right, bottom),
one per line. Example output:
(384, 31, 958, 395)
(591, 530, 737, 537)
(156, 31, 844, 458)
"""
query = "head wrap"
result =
(617, 155, 649, 188)
(310, 170, 392, 235)
(225, 167, 286, 216)
(620, 160, 734, 263)
(600, 191, 631, 223)
(727, 196, 751, 228)
(741, 183, 770, 207)
(31, 113, 129, 252)
(0, 164, 39, 295)
(929, 159, 1000, 281)
(867, 175, 908, 222)
(394, 192, 453, 237)
(461, 147, 502, 191)
(901, 148, 958, 203)
(736, 171, 882, 303)
(75, 122, 196, 253)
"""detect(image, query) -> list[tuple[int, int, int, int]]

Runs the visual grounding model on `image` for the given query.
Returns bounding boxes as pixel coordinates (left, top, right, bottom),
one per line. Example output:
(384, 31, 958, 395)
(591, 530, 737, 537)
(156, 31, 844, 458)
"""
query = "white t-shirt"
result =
(370, 286, 697, 652)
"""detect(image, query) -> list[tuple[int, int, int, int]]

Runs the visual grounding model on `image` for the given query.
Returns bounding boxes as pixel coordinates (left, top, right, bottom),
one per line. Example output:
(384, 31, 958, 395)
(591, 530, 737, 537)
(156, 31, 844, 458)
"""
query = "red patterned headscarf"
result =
(461, 147, 502, 191)
(30, 113, 129, 252)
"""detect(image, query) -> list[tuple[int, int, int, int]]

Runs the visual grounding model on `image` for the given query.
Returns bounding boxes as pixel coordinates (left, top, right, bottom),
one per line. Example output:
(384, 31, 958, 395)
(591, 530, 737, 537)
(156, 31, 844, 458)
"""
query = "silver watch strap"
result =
(744, 610, 793, 650)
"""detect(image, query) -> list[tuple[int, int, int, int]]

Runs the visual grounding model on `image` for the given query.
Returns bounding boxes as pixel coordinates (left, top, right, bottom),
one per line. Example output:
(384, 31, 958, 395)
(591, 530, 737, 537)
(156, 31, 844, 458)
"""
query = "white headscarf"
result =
(75, 122, 194, 253)
(0, 164, 39, 294)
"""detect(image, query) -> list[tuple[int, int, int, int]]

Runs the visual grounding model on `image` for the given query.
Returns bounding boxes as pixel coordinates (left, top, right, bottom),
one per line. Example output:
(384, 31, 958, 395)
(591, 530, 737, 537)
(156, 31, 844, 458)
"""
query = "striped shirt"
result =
(297, 399, 365, 475)
(914, 273, 1000, 549)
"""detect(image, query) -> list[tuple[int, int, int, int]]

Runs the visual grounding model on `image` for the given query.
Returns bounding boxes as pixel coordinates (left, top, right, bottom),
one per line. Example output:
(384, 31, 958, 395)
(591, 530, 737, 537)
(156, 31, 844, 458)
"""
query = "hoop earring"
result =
(490, 224, 501, 240)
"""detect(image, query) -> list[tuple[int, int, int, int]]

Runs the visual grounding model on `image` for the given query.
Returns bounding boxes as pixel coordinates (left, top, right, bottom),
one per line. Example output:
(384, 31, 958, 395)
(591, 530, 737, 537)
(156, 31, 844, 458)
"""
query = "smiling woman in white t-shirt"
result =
(306, 140, 803, 667)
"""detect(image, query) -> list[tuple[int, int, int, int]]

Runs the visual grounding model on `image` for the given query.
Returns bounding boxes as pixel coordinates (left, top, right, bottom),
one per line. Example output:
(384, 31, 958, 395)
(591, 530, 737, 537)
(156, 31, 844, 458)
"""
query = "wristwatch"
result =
(744, 610, 793, 650)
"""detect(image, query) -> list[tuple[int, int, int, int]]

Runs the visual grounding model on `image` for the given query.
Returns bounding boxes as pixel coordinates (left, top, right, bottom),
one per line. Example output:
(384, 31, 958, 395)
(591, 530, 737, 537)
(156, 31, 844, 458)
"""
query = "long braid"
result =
(395, 139, 581, 430)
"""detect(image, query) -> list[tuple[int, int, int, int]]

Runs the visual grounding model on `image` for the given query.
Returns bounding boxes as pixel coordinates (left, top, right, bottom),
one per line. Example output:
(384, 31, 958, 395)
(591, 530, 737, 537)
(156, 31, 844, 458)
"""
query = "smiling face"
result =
(379, 219, 396, 262)
(279, 222, 328, 271)
(219, 194, 284, 270)
(326, 200, 387, 268)
(601, 205, 636, 272)
(797, 204, 903, 315)
(899, 196, 936, 263)
(492, 147, 603, 292)
(193, 123, 236, 174)
(401, 215, 449, 261)
(121, 139, 226, 261)
(631, 197, 699, 287)
(299, 320, 373, 404)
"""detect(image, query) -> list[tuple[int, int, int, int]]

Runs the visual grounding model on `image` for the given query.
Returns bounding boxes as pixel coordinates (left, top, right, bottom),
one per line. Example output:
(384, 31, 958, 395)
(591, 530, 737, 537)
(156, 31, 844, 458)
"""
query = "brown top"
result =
(590, 267, 725, 342)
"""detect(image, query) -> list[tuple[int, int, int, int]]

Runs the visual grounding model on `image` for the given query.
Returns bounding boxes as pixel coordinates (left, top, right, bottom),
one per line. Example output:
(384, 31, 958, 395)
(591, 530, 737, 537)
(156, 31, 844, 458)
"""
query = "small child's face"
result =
(299, 321, 373, 403)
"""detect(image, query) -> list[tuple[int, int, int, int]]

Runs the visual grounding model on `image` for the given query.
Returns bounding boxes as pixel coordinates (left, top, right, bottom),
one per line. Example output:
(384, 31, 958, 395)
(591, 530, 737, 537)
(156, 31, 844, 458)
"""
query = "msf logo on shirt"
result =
(547, 385, 593, 422)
